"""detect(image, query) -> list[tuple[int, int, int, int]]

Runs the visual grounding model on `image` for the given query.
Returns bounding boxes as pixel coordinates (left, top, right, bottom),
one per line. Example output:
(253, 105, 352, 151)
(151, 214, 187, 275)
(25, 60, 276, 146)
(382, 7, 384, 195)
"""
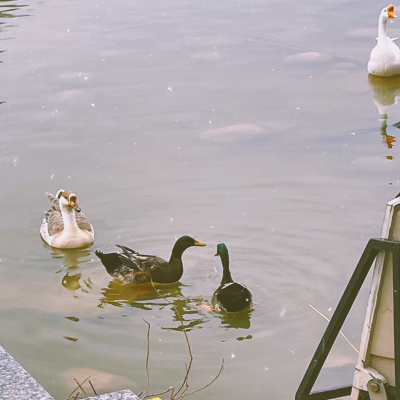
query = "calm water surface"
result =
(1, 0, 400, 399)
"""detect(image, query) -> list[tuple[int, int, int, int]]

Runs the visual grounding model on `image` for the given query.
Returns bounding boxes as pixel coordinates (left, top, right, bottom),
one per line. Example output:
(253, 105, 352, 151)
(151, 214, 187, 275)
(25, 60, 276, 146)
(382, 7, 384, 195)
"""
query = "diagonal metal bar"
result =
(296, 237, 400, 400)
(295, 238, 381, 400)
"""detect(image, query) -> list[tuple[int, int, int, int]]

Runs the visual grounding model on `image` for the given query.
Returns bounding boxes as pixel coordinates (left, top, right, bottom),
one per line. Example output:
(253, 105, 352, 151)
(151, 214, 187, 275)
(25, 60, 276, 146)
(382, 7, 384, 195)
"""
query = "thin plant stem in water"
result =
(140, 278, 224, 400)
(144, 318, 151, 396)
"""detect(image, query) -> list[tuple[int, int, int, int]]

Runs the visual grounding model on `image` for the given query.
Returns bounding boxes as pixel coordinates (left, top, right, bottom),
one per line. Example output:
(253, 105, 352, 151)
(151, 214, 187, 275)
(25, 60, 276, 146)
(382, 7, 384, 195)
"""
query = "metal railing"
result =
(295, 238, 400, 400)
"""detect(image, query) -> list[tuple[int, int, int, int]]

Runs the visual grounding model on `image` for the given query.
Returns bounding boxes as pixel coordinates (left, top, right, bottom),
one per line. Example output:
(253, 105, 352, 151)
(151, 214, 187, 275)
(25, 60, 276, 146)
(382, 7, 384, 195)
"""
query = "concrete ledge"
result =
(0, 344, 55, 400)
(85, 389, 139, 400)
(0, 344, 139, 400)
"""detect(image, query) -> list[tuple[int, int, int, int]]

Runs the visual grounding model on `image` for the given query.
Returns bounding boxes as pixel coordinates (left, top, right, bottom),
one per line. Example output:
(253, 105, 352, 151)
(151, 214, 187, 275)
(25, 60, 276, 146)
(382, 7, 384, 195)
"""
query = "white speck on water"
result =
(231, 353, 235, 359)
(209, 120, 212, 124)
(67, 176, 71, 179)
(296, 107, 300, 110)
(170, 218, 173, 221)
(214, 266, 218, 273)
(309, 75, 312, 78)
(211, 225, 214, 229)
(292, 350, 295, 354)
(84, 77, 88, 80)
(90, 103, 95, 107)
(13, 157, 18, 166)
(159, 339, 162, 342)
(167, 86, 172, 91)
(280, 307, 286, 318)
(264, 367, 269, 371)
(66, 28, 70, 32)
(351, 132, 356, 135)
(328, 307, 332, 311)
(50, 173, 55, 180)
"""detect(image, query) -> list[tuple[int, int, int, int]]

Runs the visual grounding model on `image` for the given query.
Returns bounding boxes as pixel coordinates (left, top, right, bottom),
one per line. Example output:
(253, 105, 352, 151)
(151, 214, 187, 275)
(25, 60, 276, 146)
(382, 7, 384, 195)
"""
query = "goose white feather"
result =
(368, 4, 400, 77)
(40, 190, 94, 249)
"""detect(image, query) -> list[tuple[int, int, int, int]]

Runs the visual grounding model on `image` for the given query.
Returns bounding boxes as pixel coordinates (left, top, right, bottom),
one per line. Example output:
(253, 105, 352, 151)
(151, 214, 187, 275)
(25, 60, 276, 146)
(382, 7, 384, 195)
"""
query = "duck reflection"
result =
(45, 245, 94, 295)
(99, 280, 210, 331)
(368, 74, 400, 150)
(218, 309, 252, 330)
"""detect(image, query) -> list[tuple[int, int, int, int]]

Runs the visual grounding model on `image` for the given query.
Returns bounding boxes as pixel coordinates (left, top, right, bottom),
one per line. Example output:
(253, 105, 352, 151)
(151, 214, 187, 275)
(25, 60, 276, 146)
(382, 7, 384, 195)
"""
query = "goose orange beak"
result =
(388, 4, 397, 18)
(69, 195, 81, 212)
(194, 240, 206, 246)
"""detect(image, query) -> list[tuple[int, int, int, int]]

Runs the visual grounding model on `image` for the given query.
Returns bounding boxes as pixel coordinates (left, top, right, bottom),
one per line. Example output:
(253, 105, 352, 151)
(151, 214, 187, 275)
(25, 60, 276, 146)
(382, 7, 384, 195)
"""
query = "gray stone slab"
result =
(0, 344, 55, 400)
(85, 389, 140, 400)
(0, 344, 140, 400)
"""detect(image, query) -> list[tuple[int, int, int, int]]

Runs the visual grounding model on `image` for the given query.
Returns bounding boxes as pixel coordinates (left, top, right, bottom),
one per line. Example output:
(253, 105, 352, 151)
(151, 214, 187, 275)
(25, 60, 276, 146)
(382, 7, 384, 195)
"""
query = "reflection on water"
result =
(99, 280, 183, 309)
(46, 246, 94, 295)
(99, 279, 252, 331)
(0, 0, 29, 24)
(218, 309, 252, 330)
(368, 74, 400, 153)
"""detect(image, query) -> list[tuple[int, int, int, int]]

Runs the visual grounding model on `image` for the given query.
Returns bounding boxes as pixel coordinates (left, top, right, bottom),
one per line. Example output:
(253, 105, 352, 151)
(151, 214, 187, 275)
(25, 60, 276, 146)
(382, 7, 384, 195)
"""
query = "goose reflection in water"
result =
(46, 246, 94, 295)
(368, 74, 400, 150)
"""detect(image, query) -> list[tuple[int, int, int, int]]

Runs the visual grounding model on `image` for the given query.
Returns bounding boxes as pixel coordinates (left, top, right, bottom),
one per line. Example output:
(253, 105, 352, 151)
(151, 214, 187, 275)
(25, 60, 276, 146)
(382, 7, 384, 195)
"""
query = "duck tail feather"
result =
(46, 192, 58, 204)
(95, 250, 140, 276)
(116, 244, 139, 255)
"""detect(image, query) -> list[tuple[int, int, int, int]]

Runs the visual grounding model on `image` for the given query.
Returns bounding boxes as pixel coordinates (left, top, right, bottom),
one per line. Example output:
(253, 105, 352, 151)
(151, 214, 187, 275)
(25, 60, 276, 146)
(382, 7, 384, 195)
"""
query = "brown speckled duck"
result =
(95, 235, 206, 284)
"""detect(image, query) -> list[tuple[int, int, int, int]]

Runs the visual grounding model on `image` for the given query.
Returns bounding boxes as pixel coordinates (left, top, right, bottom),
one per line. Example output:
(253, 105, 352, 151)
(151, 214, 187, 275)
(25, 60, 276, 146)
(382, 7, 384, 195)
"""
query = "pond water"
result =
(1, 0, 400, 399)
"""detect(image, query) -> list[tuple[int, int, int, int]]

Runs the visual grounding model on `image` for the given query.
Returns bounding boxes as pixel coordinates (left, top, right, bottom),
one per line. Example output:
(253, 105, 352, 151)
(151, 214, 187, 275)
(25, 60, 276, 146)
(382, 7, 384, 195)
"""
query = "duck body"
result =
(40, 190, 94, 249)
(368, 5, 400, 77)
(95, 236, 206, 284)
(212, 243, 252, 312)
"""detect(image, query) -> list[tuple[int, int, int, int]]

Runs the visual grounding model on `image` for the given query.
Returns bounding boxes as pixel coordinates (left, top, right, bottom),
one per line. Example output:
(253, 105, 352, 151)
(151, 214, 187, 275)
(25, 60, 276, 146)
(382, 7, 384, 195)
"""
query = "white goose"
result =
(40, 190, 94, 249)
(368, 4, 400, 77)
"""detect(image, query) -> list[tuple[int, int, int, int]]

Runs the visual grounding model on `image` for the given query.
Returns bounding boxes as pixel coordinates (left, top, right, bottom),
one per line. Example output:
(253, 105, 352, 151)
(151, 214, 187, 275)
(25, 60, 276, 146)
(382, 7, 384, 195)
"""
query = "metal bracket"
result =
(353, 366, 388, 400)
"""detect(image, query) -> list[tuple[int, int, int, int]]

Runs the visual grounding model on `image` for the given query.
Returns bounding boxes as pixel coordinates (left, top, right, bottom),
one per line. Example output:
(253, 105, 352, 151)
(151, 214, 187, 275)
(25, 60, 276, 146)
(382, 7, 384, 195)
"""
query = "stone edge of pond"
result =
(0, 344, 139, 400)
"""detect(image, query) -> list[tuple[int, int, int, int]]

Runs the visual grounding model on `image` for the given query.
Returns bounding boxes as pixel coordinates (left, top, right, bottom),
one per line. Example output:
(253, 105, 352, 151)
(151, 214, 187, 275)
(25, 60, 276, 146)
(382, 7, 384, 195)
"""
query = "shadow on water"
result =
(368, 74, 400, 153)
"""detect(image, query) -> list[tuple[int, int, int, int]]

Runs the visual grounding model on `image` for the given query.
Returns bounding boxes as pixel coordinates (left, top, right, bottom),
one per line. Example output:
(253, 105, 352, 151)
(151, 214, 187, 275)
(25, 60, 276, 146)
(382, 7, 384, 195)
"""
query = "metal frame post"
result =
(295, 238, 400, 400)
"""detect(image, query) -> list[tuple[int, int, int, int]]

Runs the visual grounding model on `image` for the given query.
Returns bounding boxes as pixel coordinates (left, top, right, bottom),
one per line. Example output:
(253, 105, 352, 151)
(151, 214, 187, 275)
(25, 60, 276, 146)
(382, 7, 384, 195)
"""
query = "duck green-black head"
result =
(170, 235, 206, 260)
(215, 243, 229, 258)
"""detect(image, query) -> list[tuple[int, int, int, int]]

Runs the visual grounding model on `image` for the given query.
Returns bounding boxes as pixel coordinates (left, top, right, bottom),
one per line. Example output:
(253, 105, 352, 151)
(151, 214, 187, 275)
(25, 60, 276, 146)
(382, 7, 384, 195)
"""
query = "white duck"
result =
(40, 190, 94, 248)
(368, 4, 400, 77)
